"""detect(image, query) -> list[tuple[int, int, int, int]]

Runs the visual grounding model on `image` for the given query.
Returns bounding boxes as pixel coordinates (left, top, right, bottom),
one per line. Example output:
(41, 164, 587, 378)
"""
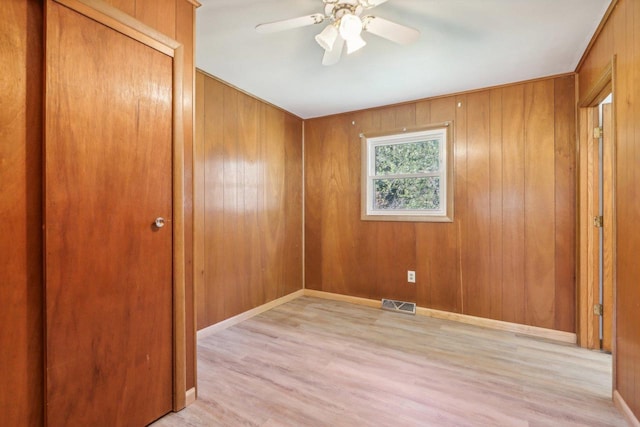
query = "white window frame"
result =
(361, 123, 454, 222)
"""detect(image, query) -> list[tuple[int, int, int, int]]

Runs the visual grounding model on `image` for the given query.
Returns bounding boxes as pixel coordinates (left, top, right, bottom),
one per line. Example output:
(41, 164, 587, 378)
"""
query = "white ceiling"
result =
(196, 0, 610, 119)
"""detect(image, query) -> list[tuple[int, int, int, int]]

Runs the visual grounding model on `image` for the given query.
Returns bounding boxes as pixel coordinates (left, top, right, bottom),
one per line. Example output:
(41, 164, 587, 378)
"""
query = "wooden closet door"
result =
(44, 2, 173, 425)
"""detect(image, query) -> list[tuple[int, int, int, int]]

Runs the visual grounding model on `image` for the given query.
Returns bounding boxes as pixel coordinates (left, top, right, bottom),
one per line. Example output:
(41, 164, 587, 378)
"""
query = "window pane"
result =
(373, 177, 440, 210)
(374, 140, 440, 175)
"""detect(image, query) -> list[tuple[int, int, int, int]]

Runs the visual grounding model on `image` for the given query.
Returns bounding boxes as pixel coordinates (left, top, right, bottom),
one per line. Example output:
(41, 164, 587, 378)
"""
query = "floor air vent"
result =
(381, 299, 416, 315)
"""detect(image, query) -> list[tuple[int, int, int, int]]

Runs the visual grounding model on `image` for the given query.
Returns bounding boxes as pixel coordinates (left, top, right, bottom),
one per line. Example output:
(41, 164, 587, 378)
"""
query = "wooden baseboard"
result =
(303, 289, 381, 308)
(614, 390, 640, 426)
(197, 289, 305, 339)
(185, 387, 196, 406)
(303, 290, 577, 344)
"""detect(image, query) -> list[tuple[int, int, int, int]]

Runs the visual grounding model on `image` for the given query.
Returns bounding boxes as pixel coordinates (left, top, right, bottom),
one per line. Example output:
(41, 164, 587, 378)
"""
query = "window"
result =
(361, 124, 453, 222)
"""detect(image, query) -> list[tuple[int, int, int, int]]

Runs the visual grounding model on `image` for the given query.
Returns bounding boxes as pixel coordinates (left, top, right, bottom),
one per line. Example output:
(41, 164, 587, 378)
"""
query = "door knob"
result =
(154, 217, 166, 228)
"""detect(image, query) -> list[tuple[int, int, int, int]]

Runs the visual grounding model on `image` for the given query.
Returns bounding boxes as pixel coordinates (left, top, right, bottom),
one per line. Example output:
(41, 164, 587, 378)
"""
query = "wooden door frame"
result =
(576, 56, 617, 386)
(51, 0, 188, 410)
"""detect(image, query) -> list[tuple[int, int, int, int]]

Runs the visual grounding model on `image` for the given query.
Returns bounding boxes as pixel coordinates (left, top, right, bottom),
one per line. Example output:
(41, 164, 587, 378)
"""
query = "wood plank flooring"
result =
(154, 297, 625, 426)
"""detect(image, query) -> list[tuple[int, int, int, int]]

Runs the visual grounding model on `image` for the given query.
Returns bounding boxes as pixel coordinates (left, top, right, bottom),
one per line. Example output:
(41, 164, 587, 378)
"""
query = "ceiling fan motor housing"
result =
(324, 0, 364, 21)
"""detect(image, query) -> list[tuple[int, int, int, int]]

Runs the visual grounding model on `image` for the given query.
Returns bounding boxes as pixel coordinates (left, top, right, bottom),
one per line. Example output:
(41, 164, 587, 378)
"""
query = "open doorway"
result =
(577, 59, 616, 361)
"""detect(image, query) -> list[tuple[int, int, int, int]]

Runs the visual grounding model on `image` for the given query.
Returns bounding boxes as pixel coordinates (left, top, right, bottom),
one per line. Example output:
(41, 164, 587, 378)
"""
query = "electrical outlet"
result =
(407, 270, 416, 283)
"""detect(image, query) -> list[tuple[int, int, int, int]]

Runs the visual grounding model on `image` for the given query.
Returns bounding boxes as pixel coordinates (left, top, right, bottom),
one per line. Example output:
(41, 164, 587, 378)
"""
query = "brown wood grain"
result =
(222, 84, 241, 318)
(524, 80, 556, 329)
(553, 76, 577, 333)
(421, 97, 459, 312)
(176, 0, 196, 391)
(195, 71, 206, 330)
(602, 102, 613, 352)
(489, 88, 504, 321)
(45, 2, 173, 424)
(464, 91, 492, 318)
(202, 76, 225, 324)
(303, 118, 325, 291)
(577, 107, 590, 348)
(262, 104, 286, 303)
(576, 0, 640, 415)
(578, 0, 640, 414)
(135, 0, 176, 38)
(0, 1, 43, 425)
(195, 71, 303, 329)
(102, 0, 134, 16)
(305, 77, 575, 331)
(501, 84, 526, 325)
(585, 106, 600, 350)
(453, 95, 467, 314)
(283, 113, 303, 296)
(238, 92, 262, 311)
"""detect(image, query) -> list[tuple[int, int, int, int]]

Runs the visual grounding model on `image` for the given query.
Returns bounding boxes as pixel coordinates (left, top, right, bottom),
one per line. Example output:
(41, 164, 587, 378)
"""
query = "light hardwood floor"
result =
(154, 297, 626, 426)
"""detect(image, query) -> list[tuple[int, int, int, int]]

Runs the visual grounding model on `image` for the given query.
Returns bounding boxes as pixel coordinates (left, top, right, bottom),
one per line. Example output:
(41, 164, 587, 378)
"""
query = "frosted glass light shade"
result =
(346, 34, 366, 54)
(315, 24, 338, 51)
(339, 14, 363, 40)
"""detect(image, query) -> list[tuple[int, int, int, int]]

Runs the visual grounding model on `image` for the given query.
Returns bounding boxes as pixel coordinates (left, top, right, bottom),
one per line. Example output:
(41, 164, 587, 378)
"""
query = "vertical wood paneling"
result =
(203, 77, 225, 323)
(489, 89, 504, 321)
(304, 120, 325, 291)
(554, 76, 576, 333)
(240, 94, 262, 310)
(236, 92, 258, 313)
(135, 0, 176, 38)
(262, 105, 286, 302)
(320, 116, 352, 296)
(524, 80, 556, 329)
(422, 97, 458, 312)
(196, 71, 303, 328)
(283, 114, 303, 296)
(464, 91, 492, 318)
(501, 84, 526, 325)
(415, 101, 433, 309)
(222, 86, 240, 318)
(305, 76, 575, 332)
(374, 105, 417, 303)
(352, 110, 379, 299)
(195, 71, 206, 329)
(0, 1, 43, 425)
(454, 95, 468, 314)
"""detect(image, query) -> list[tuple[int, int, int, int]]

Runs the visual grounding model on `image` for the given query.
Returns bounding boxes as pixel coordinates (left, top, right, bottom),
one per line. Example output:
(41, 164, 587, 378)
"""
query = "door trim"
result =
(576, 56, 617, 390)
(52, 0, 187, 410)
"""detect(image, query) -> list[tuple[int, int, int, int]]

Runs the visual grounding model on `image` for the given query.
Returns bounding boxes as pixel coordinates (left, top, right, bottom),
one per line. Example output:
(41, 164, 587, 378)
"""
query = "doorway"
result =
(577, 60, 616, 357)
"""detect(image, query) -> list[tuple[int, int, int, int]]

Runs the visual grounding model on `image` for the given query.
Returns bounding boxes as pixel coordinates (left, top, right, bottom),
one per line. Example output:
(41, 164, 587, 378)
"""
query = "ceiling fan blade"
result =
(322, 37, 345, 66)
(360, 0, 389, 8)
(256, 13, 325, 33)
(363, 16, 420, 44)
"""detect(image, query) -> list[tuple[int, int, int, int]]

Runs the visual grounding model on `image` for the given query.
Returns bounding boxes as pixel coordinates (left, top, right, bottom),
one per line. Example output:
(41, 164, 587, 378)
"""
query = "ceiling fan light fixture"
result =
(345, 34, 366, 54)
(339, 13, 363, 41)
(315, 24, 339, 51)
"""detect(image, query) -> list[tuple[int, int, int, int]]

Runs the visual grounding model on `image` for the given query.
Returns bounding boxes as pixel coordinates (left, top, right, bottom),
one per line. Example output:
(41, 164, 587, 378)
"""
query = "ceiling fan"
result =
(255, 0, 420, 66)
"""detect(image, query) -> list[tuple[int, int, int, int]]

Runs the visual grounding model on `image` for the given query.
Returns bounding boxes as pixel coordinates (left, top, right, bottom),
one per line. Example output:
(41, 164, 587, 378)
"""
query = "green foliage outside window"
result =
(374, 140, 440, 175)
(373, 140, 441, 210)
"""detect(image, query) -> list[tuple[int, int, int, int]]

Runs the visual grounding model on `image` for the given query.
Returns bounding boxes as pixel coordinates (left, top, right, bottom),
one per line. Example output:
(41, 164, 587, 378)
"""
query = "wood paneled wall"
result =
(1, 0, 197, 424)
(195, 71, 303, 329)
(0, 1, 43, 425)
(305, 75, 576, 333)
(577, 0, 640, 419)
